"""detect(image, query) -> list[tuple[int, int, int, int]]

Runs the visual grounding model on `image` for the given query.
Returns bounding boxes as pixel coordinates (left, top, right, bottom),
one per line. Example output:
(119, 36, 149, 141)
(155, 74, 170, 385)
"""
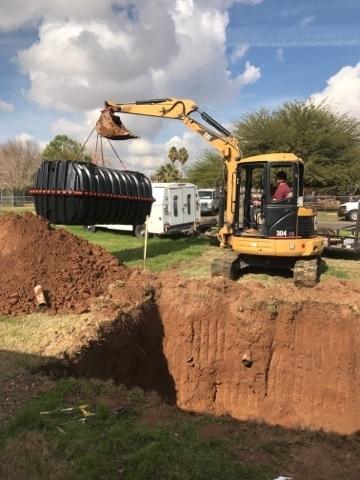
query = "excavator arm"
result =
(100, 98, 242, 236)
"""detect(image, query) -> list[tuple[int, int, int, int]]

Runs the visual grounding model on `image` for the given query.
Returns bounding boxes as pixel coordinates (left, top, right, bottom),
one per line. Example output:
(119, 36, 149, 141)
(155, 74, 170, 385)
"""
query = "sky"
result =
(0, 0, 360, 173)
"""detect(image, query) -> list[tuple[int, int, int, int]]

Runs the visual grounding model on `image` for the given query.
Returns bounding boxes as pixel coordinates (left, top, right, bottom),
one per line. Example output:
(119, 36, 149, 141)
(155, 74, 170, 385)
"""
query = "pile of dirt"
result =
(0, 213, 129, 315)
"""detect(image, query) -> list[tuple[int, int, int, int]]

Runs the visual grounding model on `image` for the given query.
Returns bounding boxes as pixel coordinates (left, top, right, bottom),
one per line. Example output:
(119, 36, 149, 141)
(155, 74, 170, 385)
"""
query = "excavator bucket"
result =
(96, 107, 138, 141)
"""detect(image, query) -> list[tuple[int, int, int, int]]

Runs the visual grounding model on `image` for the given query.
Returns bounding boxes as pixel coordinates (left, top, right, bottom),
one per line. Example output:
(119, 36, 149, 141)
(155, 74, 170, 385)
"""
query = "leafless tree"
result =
(0, 139, 42, 192)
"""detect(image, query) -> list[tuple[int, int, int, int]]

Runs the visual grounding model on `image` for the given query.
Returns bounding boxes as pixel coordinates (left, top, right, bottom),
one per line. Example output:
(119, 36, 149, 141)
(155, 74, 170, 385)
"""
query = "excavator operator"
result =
(273, 171, 291, 201)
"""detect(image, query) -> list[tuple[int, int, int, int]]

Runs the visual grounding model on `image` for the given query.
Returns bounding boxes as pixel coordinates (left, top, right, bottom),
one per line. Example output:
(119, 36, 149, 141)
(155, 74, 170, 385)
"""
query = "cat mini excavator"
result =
(97, 98, 324, 286)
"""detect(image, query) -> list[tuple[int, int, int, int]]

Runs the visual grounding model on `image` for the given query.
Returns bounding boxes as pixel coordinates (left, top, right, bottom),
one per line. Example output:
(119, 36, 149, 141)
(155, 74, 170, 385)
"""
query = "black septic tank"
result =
(31, 160, 154, 225)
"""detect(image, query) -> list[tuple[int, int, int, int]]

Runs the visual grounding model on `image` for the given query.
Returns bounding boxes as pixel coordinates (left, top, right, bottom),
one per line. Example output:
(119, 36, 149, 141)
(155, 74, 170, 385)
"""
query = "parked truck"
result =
(198, 188, 220, 215)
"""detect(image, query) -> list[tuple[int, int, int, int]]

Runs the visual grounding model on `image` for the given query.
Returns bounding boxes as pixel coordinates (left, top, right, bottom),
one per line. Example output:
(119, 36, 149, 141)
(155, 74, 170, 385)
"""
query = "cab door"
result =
(265, 163, 298, 238)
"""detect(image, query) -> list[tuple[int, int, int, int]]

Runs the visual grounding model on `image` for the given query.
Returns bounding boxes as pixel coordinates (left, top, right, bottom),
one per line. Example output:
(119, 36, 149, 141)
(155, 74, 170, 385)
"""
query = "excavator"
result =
(97, 97, 324, 287)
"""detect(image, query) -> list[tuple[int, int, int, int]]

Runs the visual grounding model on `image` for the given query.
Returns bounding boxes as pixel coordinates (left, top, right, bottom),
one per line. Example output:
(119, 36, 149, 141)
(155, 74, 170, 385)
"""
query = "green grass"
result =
(0, 379, 272, 480)
(0, 313, 88, 376)
(0, 205, 34, 216)
(65, 226, 211, 272)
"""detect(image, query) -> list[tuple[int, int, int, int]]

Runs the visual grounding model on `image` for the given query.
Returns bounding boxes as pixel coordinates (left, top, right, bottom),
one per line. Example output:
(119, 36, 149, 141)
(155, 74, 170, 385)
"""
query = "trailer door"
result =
(182, 186, 196, 224)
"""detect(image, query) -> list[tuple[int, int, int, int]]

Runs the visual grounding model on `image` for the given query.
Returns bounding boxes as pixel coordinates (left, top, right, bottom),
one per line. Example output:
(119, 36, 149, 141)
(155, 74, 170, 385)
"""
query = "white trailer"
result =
(93, 182, 201, 237)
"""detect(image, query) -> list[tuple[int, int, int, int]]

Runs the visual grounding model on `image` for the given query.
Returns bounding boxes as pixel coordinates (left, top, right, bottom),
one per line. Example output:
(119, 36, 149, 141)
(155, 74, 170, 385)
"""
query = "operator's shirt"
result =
(273, 182, 291, 201)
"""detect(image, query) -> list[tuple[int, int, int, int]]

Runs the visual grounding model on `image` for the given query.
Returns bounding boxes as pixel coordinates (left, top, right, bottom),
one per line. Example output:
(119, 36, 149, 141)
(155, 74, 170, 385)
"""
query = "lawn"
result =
(66, 226, 360, 283)
(66, 226, 212, 272)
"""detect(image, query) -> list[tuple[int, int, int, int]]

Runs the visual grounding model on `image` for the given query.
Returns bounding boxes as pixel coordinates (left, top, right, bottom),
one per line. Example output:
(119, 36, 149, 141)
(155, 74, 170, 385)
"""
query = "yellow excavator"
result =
(97, 98, 324, 286)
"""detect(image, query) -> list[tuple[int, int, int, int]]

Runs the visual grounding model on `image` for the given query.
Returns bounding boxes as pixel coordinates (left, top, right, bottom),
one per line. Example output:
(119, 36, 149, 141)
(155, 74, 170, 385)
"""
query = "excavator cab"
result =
(233, 155, 314, 239)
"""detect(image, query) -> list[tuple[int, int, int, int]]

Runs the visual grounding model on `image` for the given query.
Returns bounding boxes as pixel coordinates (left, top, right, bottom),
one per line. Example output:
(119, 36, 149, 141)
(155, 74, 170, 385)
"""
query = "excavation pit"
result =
(66, 274, 360, 436)
(0, 213, 359, 435)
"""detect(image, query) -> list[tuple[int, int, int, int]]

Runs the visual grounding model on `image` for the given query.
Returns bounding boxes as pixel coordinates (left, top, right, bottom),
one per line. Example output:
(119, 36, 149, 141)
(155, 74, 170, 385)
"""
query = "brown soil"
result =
(0, 213, 129, 315)
(68, 273, 360, 435)
(1, 213, 359, 437)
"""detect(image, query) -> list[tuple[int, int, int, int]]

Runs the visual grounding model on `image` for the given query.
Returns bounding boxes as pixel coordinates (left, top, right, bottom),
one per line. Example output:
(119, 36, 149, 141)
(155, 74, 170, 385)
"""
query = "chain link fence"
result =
(0, 195, 34, 207)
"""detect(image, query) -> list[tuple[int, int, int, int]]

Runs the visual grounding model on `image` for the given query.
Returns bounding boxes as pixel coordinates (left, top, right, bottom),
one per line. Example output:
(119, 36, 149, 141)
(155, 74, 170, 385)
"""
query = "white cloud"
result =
(0, 0, 113, 31)
(16, 1, 261, 112)
(15, 132, 33, 142)
(236, 61, 261, 87)
(299, 15, 315, 27)
(311, 63, 360, 119)
(8, 0, 262, 172)
(0, 98, 14, 112)
(15, 132, 47, 150)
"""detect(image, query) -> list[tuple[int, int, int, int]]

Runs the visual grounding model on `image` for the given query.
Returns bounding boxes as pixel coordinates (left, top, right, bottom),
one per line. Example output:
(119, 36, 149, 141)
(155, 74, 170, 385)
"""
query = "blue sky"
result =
(0, 0, 359, 171)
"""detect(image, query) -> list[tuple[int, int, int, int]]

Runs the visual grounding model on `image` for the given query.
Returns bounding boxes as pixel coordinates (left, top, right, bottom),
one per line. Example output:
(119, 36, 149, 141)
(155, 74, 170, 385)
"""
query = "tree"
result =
(168, 146, 178, 165)
(186, 151, 223, 187)
(0, 139, 41, 192)
(177, 147, 189, 180)
(151, 163, 181, 182)
(42, 134, 91, 162)
(234, 101, 360, 194)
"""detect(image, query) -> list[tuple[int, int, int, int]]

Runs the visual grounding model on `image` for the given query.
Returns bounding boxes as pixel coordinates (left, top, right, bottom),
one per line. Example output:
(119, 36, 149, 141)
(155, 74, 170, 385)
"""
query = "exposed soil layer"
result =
(1, 213, 359, 435)
(66, 273, 360, 435)
(0, 213, 129, 315)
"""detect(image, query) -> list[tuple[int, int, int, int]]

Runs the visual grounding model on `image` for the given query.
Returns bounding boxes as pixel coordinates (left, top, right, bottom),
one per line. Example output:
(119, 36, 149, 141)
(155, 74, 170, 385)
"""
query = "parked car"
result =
(89, 182, 201, 237)
(198, 188, 220, 215)
(338, 200, 360, 222)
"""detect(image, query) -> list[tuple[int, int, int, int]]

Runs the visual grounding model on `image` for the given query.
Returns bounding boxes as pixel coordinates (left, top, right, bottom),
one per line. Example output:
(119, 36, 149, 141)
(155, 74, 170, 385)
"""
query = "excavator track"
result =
(293, 258, 320, 288)
(211, 251, 240, 280)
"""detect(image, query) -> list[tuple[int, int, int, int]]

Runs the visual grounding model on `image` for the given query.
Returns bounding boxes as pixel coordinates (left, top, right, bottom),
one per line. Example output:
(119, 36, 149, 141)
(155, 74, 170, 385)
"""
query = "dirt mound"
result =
(0, 213, 128, 315)
(64, 273, 360, 435)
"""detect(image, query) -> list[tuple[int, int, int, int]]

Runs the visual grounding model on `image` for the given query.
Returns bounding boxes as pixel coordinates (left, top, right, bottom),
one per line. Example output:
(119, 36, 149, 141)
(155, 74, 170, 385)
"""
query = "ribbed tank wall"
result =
(31, 161, 154, 225)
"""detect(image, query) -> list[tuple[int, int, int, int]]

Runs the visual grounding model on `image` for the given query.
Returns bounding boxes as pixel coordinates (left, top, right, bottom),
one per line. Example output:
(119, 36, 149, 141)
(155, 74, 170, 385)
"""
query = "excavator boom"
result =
(102, 98, 241, 160)
(97, 97, 242, 228)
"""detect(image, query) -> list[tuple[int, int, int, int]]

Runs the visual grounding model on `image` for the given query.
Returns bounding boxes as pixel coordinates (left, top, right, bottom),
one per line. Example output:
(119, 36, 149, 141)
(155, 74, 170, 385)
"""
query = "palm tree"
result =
(177, 147, 189, 180)
(151, 163, 181, 182)
(168, 146, 178, 165)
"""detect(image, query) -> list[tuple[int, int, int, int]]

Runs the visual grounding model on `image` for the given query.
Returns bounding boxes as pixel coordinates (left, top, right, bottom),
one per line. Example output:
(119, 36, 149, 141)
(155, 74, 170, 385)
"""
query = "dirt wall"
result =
(156, 279, 360, 435)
